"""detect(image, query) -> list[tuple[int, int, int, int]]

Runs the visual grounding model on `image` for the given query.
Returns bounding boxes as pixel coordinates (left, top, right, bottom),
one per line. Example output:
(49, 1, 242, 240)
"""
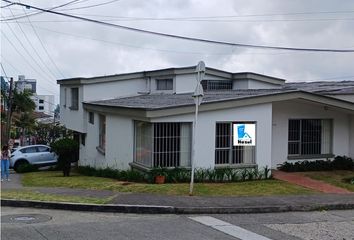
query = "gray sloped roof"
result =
(84, 89, 295, 110)
(283, 81, 354, 95)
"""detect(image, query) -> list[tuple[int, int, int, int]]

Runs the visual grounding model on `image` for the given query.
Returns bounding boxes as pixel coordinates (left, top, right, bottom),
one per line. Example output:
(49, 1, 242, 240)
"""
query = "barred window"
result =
(202, 80, 233, 91)
(215, 122, 256, 165)
(288, 119, 332, 156)
(134, 121, 191, 168)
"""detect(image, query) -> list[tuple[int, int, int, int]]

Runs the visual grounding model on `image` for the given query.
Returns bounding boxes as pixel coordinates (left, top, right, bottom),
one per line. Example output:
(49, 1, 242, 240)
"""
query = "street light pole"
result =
(189, 61, 205, 196)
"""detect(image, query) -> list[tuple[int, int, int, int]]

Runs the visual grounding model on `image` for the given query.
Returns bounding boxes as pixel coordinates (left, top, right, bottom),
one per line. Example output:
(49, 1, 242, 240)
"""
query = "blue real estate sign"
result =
(233, 123, 256, 146)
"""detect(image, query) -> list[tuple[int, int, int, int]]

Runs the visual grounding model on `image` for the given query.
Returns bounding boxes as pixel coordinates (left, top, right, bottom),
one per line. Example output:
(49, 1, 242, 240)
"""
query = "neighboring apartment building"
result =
(15, 75, 36, 93)
(33, 94, 55, 115)
(57, 66, 354, 171)
(15, 75, 55, 116)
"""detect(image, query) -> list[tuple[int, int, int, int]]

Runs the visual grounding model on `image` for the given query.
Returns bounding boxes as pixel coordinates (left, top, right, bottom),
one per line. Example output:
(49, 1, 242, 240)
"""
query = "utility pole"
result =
(4, 77, 14, 146)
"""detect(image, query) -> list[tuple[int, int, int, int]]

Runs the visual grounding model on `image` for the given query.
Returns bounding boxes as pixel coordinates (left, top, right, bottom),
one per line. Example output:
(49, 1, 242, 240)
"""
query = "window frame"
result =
(133, 121, 191, 168)
(88, 112, 94, 124)
(215, 121, 257, 166)
(70, 87, 79, 110)
(156, 78, 173, 91)
(97, 114, 106, 154)
(287, 119, 333, 159)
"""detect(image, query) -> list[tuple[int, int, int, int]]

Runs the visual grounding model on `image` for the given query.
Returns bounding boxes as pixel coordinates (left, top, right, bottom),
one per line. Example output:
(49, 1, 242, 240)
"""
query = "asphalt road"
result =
(1, 207, 354, 240)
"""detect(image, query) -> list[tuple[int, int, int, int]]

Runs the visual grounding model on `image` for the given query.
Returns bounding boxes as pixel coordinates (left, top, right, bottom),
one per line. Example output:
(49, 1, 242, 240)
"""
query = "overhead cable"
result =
(2, 0, 354, 53)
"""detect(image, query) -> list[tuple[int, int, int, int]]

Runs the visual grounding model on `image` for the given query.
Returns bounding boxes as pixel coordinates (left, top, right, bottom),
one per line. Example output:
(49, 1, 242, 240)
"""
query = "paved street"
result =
(2, 207, 354, 240)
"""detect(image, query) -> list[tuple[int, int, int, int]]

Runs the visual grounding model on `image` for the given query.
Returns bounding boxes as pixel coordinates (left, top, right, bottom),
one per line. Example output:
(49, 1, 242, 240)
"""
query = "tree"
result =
(10, 89, 36, 145)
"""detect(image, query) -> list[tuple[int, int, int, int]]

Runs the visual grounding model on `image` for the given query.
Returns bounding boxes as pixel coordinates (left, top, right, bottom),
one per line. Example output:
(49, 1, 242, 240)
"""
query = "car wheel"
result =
(14, 160, 29, 172)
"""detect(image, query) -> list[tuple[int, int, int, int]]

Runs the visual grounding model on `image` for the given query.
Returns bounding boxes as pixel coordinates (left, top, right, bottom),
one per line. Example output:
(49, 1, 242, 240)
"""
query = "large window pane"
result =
(135, 121, 152, 167)
(99, 115, 106, 150)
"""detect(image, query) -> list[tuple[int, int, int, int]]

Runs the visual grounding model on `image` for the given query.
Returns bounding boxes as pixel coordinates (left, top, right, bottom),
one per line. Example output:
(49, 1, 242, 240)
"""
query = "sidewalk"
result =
(272, 170, 352, 194)
(1, 172, 354, 214)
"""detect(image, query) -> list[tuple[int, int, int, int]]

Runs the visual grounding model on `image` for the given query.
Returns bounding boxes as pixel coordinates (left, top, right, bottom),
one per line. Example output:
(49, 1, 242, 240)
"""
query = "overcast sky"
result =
(1, 0, 354, 106)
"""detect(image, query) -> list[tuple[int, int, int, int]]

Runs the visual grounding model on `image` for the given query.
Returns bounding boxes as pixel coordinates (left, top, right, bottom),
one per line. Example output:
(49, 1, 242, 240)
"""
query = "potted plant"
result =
(151, 167, 167, 184)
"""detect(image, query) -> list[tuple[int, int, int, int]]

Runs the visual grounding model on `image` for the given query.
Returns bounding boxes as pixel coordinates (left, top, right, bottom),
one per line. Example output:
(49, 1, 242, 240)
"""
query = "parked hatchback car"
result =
(10, 145, 58, 171)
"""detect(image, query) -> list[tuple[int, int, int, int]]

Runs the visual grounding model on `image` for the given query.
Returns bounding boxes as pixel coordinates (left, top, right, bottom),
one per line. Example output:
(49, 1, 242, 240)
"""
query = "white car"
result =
(10, 145, 58, 171)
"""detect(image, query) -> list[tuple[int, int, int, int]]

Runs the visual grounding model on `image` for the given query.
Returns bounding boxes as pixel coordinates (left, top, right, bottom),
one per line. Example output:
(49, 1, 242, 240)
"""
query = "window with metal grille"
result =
(134, 121, 191, 168)
(215, 122, 256, 165)
(288, 119, 332, 156)
(156, 79, 173, 90)
(39, 99, 44, 104)
(201, 80, 233, 91)
(39, 106, 44, 110)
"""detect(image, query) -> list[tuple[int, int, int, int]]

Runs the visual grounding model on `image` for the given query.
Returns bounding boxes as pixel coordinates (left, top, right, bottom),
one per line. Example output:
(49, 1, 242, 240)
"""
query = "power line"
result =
(1, 62, 10, 80)
(3, 0, 354, 53)
(22, 22, 308, 57)
(1, 30, 58, 87)
(0, 0, 82, 21)
(6, 16, 354, 23)
(59, 0, 121, 11)
(6, 7, 60, 81)
(19, 2, 66, 78)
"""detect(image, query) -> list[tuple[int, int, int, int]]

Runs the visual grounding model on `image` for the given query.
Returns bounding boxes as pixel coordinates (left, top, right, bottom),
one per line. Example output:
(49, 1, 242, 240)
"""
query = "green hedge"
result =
(277, 156, 354, 172)
(77, 165, 272, 183)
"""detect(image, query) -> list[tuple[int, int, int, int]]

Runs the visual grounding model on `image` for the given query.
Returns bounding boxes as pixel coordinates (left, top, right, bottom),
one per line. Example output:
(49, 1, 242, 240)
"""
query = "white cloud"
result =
(1, 0, 354, 104)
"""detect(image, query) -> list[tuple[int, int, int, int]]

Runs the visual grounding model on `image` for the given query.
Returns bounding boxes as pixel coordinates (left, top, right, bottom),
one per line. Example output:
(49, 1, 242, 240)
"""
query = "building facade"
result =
(57, 66, 354, 171)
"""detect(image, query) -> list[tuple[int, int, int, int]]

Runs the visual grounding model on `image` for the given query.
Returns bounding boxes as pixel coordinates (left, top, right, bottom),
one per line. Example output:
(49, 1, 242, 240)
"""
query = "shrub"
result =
(331, 156, 354, 170)
(77, 165, 272, 183)
(16, 163, 39, 173)
(51, 138, 79, 177)
(277, 156, 354, 172)
(77, 166, 146, 182)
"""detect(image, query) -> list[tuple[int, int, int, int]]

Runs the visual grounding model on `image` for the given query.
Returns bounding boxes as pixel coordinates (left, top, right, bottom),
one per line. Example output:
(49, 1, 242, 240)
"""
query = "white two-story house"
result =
(58, 66, 354, 171)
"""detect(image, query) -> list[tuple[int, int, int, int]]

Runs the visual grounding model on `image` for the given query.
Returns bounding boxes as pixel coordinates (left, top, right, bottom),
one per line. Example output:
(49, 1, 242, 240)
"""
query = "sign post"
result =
(189, 61, 205, 196)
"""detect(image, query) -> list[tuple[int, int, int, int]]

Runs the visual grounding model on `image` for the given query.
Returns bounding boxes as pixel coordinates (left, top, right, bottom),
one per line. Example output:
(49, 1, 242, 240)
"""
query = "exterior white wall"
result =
(60, 79, 145, 133)
(79, 112, 105, 168)
(83, 79, 146, 101)
(79, 113, 134, 170)
(60, 86, 85, 133)
(105, 115, 134, 169)
(33, 95, 55, 115)
(153, 103, 273, 169)
(350, 115, 354, 158)
(248, 80, 282, 89)
(233, 79, 281, 89)
(272, 100, 351, 168)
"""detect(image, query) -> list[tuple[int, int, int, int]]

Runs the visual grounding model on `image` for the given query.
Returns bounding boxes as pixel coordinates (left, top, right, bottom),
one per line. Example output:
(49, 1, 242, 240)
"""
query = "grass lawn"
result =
(1, 189, 112, 204)
(304, 170, 354, 192)
(20, 171, 316, 196)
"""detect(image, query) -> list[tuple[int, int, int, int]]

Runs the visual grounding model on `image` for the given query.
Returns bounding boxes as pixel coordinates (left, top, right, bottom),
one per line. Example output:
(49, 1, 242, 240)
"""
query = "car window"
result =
(37, 146, 50, 152)
(20, 147, 37, 153)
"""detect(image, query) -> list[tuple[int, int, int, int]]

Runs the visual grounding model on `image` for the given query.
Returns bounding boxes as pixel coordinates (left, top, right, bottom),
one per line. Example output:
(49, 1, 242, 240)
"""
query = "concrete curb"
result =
(2, 199, 354, 214)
